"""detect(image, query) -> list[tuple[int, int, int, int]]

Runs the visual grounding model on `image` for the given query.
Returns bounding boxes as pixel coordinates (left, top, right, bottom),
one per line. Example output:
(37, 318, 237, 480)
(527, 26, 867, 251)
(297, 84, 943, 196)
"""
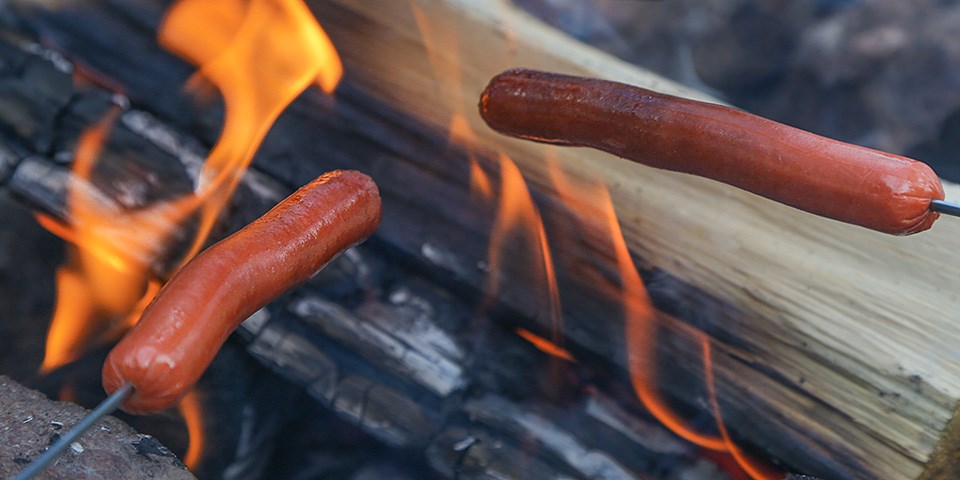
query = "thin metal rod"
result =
(14, 383, 134, 480)
(931, 200, 960, 218)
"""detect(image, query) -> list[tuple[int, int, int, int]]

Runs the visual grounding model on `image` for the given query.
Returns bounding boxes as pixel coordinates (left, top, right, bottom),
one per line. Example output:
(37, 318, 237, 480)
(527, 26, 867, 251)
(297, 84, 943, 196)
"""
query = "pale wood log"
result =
(310, 2, 960, 479)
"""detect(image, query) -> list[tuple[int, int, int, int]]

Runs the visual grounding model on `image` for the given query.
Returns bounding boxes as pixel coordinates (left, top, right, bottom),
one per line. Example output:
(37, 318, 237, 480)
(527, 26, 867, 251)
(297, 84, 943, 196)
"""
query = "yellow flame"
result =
(39, 0, 343, 390)
(39, 110, 192, 372)
(159, 0, 343, 263)
(40, 5, 342, 473)
(161, 0, 336, 453)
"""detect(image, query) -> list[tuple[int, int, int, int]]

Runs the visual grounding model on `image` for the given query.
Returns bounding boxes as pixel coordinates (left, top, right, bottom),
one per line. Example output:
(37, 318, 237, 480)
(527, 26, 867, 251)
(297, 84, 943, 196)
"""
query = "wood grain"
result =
(7, 0, 960, 477)
(310, 1, 960, 478)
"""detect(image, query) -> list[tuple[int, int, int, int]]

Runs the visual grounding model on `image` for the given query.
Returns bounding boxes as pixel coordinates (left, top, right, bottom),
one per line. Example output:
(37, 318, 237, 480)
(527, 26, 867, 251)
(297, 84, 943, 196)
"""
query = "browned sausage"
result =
(103, 170, 381, 413)
(479, 68, 944, 235)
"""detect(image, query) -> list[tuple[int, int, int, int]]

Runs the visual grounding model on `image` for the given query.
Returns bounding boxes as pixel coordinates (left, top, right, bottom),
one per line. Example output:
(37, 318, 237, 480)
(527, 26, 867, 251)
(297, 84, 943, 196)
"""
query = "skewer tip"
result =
(930, 199, 960, 218)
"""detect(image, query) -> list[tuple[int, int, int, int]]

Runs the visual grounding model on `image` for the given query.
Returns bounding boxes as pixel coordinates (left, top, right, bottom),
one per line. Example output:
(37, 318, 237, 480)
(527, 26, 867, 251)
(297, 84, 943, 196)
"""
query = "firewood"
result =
(4, 0, 960, 478)
(0, 27, 725, 479)
(286, 2, 960, 478)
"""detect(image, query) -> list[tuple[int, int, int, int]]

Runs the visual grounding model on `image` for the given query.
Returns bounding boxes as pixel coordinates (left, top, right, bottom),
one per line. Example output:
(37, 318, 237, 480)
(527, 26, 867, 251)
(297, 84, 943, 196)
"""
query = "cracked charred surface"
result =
(0, 0, 896, 478)
(0, 375, 195, 480)
(0, 25, 724, 480)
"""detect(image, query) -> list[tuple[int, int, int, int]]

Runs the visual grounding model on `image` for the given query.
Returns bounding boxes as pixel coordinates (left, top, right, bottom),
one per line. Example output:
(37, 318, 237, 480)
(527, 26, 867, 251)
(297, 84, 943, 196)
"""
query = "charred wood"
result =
(0, 19, 731, 480)
(5, 0, 942, 479)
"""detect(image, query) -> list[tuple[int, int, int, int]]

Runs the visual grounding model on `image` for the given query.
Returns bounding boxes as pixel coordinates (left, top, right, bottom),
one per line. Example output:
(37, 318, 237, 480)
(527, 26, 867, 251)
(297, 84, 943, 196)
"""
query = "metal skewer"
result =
(14, 383, 134, 480)
(930, 200, 960, 218)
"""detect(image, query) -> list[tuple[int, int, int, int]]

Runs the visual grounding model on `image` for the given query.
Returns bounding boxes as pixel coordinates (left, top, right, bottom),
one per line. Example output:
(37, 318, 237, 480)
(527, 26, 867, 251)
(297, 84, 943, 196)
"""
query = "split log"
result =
(0, 29, 728, 480)
(256, 3, 960, 479)
(5, 0, 960, 479)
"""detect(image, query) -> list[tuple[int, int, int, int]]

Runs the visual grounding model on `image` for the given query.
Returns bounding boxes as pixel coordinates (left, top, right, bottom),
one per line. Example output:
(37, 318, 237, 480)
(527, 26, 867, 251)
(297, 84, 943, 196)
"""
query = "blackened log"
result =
(0, 1, 944, 479)
(240, 254, 713, 479)
(0, 27, 726, 480)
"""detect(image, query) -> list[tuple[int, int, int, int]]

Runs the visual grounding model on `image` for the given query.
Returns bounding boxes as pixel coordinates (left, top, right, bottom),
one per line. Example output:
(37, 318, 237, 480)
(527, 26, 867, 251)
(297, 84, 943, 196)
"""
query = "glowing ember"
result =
(516, 328, 575, 362)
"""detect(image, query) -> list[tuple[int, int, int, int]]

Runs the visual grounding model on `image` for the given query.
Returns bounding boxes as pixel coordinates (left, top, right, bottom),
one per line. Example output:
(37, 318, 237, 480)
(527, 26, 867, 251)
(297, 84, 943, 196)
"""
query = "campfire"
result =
(1, 1, 960, 480)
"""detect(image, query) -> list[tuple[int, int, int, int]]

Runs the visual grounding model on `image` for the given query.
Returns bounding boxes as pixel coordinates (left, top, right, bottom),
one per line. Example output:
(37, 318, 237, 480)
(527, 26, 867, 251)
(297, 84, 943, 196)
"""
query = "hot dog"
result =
(479, 68, 945, 235)
(102, 170, 381, 413)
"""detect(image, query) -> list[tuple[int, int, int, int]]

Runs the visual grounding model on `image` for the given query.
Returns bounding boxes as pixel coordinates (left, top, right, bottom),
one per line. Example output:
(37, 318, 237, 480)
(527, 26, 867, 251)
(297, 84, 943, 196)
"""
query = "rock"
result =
(514, 0, 960, 181)
(0, 375, 195, 480)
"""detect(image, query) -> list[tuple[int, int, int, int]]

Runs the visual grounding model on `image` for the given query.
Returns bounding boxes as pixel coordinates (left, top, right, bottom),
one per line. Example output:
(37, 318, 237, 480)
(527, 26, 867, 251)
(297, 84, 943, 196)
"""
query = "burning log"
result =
(248, 3, 960, 479)
(1, 0, 958, 479)
(0, 23, 729, 480)
(241, 263, 719, 479)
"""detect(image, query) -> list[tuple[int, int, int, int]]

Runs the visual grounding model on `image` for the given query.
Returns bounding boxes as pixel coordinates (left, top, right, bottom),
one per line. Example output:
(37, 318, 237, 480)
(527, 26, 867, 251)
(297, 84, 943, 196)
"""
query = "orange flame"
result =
(158, 0, 342, 263)
(39, 4, 342, 472)
(516, 328, 575, 362)
(41, 0, 341, 371)
(57, 380, 79, 404)
(449, 113, 493, 201)
(38, 3, 342, 472)
(547, 160, 779, 479)
(154, 3, 342, 465)
(410, 3, 462, 111)
(179, 391, 205, 470)
(411, 5, 493, 204)
(62, 108, 145, 314)
(39, 110, 194, 372)
(40, 263, 98, 372)
(704, 341, 783, 480)
(485, 154, 563, 344)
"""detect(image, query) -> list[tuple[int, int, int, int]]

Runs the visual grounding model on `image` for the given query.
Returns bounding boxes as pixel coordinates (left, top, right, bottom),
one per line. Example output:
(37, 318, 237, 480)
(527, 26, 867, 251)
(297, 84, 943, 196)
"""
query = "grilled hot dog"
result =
(479, 69, 944, 235)
(103, 170, 381, 413)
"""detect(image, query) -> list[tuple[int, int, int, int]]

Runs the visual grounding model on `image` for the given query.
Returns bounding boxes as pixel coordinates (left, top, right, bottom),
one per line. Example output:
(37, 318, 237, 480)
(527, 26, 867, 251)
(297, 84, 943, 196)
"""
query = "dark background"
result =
(516, 0, 960, 181)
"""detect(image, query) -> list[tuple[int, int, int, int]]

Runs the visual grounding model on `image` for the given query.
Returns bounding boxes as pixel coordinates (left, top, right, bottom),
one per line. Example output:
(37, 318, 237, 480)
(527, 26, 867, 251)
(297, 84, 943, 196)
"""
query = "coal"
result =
(0, 375, 195, 480)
